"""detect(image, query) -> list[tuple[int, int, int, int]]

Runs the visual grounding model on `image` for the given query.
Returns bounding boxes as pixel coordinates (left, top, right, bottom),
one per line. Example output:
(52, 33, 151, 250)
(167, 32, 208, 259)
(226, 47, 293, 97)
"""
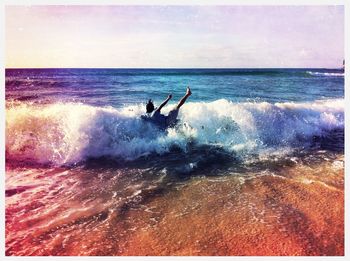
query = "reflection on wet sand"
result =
(121, 161, 343, 256)
(6, 156, 343, 256)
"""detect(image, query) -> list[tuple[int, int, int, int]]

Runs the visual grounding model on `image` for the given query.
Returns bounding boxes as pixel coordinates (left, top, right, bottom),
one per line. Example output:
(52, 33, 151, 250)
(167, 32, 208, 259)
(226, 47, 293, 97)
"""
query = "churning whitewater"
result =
(6, 98, 344, 165)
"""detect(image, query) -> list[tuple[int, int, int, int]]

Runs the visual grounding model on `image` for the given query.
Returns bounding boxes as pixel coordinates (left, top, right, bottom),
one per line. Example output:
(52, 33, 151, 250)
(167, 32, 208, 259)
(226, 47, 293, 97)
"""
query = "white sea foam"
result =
(6, 99, 344, 165)
(306, 71, 344, 77)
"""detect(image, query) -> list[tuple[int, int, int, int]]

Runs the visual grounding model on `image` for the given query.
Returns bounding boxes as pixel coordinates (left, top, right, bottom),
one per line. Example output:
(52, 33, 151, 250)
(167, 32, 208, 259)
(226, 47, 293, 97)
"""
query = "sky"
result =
(5, 5, 344, 68)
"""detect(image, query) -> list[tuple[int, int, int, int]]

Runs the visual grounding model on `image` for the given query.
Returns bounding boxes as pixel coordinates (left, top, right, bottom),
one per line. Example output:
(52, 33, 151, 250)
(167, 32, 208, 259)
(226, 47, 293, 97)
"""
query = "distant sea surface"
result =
(6, 68, 344, 106)
(5, 68, 344, 255)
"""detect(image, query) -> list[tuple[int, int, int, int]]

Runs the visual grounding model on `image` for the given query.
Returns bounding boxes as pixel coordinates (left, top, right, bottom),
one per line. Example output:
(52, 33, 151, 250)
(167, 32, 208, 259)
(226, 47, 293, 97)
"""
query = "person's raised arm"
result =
(156, 94, 172, 112)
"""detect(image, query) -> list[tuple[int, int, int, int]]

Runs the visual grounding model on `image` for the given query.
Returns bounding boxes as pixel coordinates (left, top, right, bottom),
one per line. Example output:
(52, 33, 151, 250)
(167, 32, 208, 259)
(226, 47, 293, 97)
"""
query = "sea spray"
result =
(6, 99, 344, 166)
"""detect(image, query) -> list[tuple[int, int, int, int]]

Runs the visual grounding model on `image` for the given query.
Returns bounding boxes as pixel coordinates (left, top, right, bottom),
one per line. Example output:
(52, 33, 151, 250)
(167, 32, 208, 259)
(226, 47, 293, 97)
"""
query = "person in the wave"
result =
(142, 87, 192, 129)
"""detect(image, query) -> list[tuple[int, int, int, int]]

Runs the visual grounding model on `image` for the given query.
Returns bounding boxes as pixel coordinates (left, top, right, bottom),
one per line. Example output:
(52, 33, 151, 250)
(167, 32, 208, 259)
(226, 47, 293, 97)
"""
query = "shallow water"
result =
(6, 153, 344, 255)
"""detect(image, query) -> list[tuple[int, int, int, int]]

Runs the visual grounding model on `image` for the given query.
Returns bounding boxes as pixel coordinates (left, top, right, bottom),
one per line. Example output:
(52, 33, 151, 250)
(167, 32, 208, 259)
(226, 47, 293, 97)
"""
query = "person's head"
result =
(146, 99, 154, 113)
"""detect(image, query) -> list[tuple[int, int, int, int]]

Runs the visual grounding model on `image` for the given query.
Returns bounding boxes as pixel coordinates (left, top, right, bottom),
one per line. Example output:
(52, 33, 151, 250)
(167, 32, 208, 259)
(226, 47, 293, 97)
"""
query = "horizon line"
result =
(5, 67, 344, 70)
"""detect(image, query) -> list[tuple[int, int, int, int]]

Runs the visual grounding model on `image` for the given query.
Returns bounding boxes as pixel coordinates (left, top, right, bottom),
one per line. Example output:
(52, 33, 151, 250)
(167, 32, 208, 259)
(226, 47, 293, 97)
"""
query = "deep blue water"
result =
(5, 68, 344, 107)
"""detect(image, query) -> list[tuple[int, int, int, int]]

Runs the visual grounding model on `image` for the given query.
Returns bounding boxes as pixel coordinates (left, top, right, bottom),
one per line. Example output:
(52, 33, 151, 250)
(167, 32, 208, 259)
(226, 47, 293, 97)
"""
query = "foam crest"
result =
(306, 71, 344, 77)
(6, 99, 344, 165)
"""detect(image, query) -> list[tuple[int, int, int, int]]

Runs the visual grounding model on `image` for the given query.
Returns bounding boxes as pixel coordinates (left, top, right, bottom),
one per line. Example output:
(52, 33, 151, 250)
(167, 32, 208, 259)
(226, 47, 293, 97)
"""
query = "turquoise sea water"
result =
(5, 68, 345, 166)
(5, 67, 344, 165)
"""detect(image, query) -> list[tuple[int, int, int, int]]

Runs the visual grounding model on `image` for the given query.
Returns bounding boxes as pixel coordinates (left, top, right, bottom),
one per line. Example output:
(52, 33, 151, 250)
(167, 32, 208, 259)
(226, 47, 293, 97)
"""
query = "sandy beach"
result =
(6, 154, 343, 256)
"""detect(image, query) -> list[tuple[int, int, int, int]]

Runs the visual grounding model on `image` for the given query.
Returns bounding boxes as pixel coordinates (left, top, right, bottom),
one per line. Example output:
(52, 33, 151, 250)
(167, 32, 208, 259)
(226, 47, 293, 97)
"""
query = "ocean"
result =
(5, 68, 344, 255)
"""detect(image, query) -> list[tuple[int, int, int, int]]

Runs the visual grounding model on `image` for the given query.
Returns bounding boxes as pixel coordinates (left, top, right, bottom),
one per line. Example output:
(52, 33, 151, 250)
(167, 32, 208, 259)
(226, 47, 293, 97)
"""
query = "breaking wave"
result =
(6, 99, 344, 165)
(306, 71, 344, 77)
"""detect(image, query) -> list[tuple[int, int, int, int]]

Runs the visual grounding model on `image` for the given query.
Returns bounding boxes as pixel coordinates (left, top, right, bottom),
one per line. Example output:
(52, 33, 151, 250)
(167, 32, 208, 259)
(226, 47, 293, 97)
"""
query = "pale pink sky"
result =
(6, 5, 344, 68)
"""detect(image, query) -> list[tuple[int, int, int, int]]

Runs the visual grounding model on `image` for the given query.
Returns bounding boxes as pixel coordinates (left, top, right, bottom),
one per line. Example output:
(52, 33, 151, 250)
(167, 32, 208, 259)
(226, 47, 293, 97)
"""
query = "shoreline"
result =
(6, 156, 344, 256)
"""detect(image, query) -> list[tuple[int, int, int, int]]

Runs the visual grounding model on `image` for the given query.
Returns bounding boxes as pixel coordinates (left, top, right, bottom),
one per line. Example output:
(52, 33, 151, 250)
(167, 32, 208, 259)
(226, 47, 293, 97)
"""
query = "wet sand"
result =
(6, 157, 344, 256)
(120, 161, 344, 256)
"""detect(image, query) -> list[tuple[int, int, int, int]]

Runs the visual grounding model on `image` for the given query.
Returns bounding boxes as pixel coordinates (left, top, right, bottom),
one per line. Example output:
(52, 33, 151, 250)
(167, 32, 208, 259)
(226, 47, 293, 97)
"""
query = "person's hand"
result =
(168, 94, 173, 99)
